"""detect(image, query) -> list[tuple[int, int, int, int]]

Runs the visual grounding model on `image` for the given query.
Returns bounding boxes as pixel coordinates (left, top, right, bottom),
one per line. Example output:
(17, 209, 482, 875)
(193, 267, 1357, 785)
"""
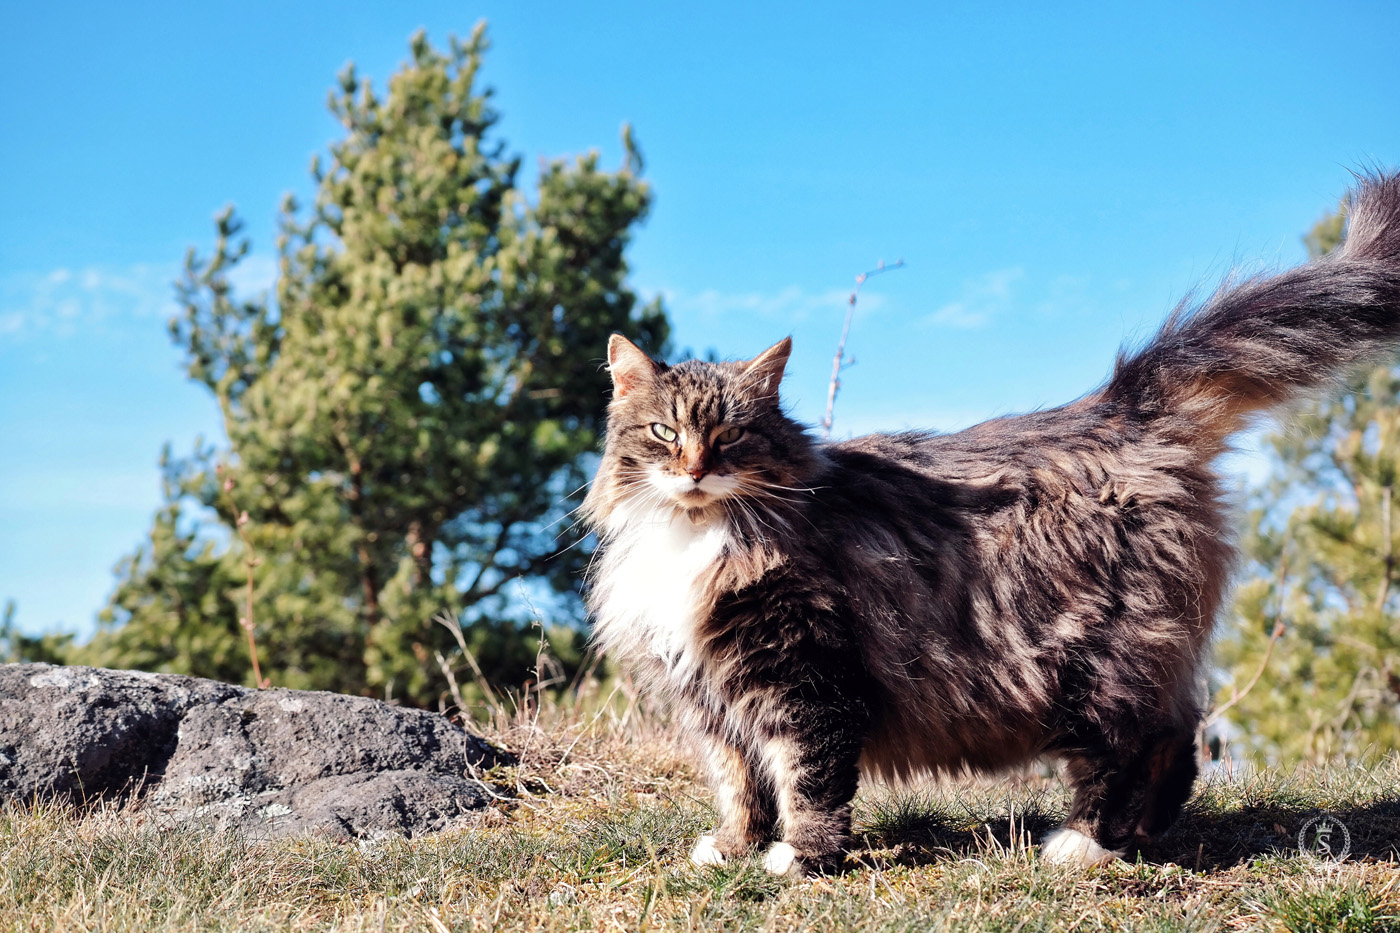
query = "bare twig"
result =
(218, 465, 269, 689)
(1207, 619, 1285, 728)
(1326, 664, 1373, 735)
(1207, 556, 1289, 728)
(1204, 549, 1288, 728)
(433, 612, 505, 717)
(1377, 484, 1393, 611)
(435, 649, 467, 716)
(821, 259, 904, 439)
(514, 580, 555, 795)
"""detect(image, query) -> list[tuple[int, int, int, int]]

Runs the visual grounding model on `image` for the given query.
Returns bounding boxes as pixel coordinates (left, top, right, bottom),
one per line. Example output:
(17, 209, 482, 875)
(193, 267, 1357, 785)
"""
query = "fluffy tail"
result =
(1102, 172, 1400, 446)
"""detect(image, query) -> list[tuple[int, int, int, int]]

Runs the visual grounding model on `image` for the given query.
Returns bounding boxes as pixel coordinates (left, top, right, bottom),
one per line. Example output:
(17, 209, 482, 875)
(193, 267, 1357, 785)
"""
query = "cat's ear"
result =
(742, 337, 792, 400)
(607, 334, 660, 400)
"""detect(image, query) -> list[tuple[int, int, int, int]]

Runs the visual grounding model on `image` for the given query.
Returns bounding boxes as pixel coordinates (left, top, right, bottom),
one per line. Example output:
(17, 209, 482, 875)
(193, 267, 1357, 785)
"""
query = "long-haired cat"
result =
(583, 172, 1400, 876)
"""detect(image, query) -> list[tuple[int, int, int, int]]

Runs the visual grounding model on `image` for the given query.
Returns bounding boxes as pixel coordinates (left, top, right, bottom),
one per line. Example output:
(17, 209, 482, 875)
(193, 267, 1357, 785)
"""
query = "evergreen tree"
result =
(77, 27, 668, 706)
(1218, 203, 1400, 761)
(0, 600, 72, 665)
(83, 450, 251, 683)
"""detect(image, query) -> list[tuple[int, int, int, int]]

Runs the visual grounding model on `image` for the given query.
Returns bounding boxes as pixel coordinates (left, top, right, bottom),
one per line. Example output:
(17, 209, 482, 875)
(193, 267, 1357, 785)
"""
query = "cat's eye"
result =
(716, 426, 744, 445)
(651, 423, 678, 443)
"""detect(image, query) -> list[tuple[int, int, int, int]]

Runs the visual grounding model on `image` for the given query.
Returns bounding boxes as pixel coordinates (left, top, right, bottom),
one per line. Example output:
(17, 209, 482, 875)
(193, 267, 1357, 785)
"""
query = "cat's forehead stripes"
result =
(656, 361, 742, 429)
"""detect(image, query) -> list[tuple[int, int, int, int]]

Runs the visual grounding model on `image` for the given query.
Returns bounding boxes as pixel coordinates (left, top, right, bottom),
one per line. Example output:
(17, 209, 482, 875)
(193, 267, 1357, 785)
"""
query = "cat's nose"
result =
(683, 450, 710, 481)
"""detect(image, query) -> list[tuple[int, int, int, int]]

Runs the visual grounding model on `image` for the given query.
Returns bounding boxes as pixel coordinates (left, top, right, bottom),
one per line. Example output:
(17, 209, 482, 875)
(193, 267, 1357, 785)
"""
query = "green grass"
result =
(2, 704, 1397, 932)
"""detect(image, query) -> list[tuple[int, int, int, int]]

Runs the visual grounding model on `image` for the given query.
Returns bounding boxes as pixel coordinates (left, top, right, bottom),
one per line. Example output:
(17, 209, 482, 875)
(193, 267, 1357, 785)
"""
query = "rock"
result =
(0, 663, 510, 839)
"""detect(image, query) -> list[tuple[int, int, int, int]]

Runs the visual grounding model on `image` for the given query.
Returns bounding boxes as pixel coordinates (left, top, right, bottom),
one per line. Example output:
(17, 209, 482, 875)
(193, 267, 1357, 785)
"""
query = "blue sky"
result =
(3, 1, 1399, 638)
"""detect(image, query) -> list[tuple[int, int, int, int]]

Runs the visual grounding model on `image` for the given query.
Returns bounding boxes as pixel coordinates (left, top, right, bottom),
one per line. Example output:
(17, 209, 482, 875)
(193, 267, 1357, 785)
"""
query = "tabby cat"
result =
(582, 172, 1400, 876)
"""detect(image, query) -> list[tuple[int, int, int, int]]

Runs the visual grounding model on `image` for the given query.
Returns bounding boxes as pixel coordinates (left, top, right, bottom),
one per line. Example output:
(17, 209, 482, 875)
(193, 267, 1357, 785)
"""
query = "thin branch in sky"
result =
(821, 259, 905, 439)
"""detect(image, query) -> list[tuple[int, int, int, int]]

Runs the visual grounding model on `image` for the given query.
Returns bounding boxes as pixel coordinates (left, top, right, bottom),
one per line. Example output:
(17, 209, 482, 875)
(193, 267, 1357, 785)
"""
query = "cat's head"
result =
(585, 334, 818, 528)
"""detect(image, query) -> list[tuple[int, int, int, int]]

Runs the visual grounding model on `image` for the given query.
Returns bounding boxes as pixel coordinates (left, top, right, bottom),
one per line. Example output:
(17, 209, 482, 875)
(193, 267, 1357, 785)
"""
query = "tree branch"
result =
(462, 513, 523, 601)
(821, 259, 904, 439)
(1207, 556, 1289, 728)
(1377, 483, 1393, 611)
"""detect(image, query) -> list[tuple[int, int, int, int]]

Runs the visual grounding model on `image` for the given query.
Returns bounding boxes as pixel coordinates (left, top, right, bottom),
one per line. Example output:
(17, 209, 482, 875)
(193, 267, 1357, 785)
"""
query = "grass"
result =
(2, 691, 1398, 932)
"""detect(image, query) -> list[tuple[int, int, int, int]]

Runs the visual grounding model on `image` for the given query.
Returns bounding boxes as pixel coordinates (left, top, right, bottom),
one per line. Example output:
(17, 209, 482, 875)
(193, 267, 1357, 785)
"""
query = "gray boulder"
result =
(0, 663, 510, 839)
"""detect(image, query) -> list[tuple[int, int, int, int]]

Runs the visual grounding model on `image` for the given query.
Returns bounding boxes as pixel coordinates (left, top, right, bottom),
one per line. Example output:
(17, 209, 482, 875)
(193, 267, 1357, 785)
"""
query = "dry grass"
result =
(3, 689, 1398, 932)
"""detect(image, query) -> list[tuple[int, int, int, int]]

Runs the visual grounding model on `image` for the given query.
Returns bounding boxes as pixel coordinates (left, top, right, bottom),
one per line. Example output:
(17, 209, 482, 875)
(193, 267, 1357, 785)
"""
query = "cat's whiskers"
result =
(546, 525, 594, 562)
(733, 481, 827, 536)
(555, 468, 670, 543)
(724, 493, 779, 543)
(730, 469, 825, 496)
(582, 484, 673, 576)
(732, 478, 806, 508)
(628, 486, 681, 527)
(539, 475, 620, 546)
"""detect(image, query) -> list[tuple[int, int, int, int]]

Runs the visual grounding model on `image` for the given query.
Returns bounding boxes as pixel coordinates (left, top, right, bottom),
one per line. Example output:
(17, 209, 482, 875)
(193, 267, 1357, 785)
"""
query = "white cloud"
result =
(0, 255, 276, 342)
(923, 267, 1023, 329)
(0, 263, 175, 340)
(661, 284, 886, 322)
(227, 253, 278, 297)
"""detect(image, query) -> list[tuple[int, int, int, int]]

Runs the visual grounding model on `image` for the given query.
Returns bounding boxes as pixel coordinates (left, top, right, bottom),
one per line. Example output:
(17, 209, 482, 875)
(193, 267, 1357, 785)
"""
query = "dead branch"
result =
(218, 464, 269, 689)
(821, 259, 904, 439)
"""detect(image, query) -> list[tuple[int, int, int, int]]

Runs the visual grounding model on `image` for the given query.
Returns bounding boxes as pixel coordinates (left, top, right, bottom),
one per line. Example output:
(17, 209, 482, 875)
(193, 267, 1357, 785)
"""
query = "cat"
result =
(582, 172, 1400, 876)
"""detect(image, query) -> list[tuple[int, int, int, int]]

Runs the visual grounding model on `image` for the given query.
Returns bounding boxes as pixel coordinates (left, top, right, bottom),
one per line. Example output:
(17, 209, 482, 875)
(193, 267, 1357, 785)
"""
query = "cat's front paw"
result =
(690, 834, 726, 867)
(761, 842, 799, 876)
(761, 842, 842, 878)
(1040, 828, 1123, 867)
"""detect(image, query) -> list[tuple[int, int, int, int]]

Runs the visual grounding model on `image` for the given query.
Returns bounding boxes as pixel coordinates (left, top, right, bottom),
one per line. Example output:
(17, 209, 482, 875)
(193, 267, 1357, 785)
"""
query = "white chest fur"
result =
(590, 507, 729, 680)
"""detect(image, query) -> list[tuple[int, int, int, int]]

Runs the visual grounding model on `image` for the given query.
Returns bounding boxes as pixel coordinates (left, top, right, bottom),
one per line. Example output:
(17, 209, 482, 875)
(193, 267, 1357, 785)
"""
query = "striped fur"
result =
(583, 173, 1400, 874)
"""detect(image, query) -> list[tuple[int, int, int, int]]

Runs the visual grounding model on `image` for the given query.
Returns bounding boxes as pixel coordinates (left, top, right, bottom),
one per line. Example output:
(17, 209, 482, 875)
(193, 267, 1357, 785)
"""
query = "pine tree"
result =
(77, 27, 668, 706)
(1217, 203, 1400, 761)
(0, 600, 72, 665)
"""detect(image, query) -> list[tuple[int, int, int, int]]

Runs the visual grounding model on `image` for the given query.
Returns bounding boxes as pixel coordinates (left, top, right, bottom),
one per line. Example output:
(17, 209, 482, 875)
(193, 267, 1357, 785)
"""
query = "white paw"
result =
(1040, 828, 1123, 867)
(762, 842, 798, 876)
(690, 834, 726, 867)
